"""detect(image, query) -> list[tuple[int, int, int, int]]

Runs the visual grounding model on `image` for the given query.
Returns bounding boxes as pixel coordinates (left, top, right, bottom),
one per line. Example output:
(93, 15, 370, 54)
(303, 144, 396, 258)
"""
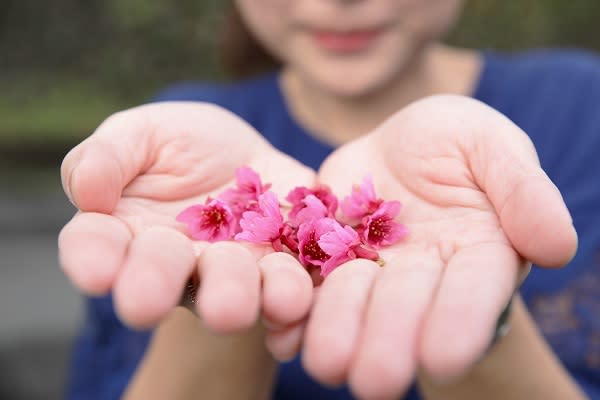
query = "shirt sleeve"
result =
(66, 296, 152, 400)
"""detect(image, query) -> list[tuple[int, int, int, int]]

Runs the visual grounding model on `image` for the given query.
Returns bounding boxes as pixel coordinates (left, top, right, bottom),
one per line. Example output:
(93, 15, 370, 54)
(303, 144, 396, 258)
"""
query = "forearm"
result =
(417, 295, 587, 400)
(123, 308, 277, 400)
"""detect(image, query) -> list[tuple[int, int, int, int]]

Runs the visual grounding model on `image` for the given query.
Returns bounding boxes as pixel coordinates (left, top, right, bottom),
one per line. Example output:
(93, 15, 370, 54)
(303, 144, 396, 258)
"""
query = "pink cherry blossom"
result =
(176, 198, 236, 242)
(297, 218, 337, 267)
(286, 185, 338, 220)
(318, 222, 360, 276)
(318, 221, 379, 277)
(290, 194, 328, 227)
(363, 201, 408, 248)
(236, 166, 271, 195)
(279, 223, 299, 253)
(235, 191, 284, 244)
(175, 166, 410, 281)
(218, 166, 271, 220)
(340, 175, 383, 220)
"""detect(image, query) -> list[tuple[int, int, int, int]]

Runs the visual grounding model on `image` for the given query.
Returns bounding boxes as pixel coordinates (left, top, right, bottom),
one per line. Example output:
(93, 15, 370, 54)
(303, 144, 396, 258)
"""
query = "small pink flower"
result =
(363, 201, 408, 248)
(219, 166, 271, 219)
(318, 222, 380, 277)
(235, 191, 284, 244)
(279, 223, 299, 253)
(176, 198, 236, 242)
(286, 185, 338, 220)
(290, 194, 328, 227)
(176, 166, 410, 278)
(318, 222, 360, 276)
(236, 166, 271, 195)
(340, 176, 383, 220)
(297, 218, 336, 267)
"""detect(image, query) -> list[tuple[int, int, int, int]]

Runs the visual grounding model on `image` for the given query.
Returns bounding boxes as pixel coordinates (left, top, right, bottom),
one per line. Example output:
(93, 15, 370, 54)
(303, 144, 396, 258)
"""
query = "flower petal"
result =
(235, 191, 284, 243)
(340, 175, 381, 219)
(177, 199, 235, 242)
(293, 195, 328, 226)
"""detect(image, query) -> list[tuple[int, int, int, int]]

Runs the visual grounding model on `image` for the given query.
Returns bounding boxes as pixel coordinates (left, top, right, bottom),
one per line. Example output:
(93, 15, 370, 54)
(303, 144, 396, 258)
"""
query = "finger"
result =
(302, 260, 380, 386)
(197, 242, 261, 334)
(58, 212, 131, 295)
(113, 227, 195, 328)
(61, 112, 149, 213)
(419, 242, 521, 382)
(61, 103, 272, 213)
(482, 161, 577, 268)
(468, 101, 577, 267)
(265, 286, 322, 361)
(259, 252, 313, 326)
(265, 320, 307, 362)
(348, 247, 443, 400)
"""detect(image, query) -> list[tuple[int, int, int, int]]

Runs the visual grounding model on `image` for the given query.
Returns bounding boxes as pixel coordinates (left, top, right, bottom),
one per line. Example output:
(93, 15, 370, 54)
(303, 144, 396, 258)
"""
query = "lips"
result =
(312, 29, 382, 53)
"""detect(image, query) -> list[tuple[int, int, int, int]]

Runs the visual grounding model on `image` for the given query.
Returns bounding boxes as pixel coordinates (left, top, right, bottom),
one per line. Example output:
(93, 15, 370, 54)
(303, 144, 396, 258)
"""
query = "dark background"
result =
(1, 1, 599, 399)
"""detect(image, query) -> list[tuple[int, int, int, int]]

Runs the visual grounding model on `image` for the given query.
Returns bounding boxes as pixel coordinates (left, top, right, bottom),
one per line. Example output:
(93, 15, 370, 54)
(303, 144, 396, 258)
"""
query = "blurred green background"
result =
(1, 0, 600, 158)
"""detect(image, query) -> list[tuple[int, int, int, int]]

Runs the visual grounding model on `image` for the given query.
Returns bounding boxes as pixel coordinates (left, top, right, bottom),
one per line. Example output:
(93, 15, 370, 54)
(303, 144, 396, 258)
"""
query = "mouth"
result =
(311, 28, 384, 54)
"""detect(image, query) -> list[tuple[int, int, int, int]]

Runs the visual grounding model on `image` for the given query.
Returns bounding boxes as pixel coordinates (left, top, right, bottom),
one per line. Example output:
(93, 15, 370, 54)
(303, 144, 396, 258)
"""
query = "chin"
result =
(301, 58, 404, 99)
(317, 73, 383, 98)
(291, 35, 418, 99)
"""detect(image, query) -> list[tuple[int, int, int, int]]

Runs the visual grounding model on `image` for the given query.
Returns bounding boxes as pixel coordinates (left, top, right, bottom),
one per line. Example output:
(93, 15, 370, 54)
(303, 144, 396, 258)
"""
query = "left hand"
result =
(297, 95, 577, 399)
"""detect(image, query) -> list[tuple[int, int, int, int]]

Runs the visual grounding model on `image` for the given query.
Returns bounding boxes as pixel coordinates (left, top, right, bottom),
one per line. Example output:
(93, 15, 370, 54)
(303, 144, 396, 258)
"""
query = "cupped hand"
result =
(301, 95, 578, 399)
(59, 102, 315, 351)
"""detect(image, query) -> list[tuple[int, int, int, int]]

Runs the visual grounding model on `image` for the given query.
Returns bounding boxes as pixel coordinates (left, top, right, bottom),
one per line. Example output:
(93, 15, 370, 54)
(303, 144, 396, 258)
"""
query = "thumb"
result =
(61, 109, 149, 213)
(61, 102, 271, 213)
(467, 100, 577, 268)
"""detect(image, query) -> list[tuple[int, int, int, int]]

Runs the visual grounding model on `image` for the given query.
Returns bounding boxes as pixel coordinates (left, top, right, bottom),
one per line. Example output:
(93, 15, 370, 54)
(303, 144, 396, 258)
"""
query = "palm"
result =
(321, 99, 517, 283)
(303, 96, 578, 398)
(111, 147, 313, 253)
(111, 124, 313, 243)
(324, 133, 509, 261)
(60, 102, 316, 332)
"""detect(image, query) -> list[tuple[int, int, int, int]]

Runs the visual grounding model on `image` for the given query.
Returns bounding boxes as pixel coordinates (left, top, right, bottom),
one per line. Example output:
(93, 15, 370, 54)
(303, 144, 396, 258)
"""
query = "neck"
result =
(280, 44, 481, 146)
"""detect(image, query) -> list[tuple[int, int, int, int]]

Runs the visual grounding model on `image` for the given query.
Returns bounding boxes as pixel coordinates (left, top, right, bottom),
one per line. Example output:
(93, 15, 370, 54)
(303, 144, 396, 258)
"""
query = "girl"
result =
(60, 1, 600, 399)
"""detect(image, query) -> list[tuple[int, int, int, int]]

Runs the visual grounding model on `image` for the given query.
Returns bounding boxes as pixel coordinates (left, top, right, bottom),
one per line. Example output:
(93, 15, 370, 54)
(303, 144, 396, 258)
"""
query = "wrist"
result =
(125, 308, 277, 400)
(417, 296, 585, 400)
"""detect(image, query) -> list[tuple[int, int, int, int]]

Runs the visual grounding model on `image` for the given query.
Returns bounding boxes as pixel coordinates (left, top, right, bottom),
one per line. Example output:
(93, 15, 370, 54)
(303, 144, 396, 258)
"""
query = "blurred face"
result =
(236, 0, 463, 98)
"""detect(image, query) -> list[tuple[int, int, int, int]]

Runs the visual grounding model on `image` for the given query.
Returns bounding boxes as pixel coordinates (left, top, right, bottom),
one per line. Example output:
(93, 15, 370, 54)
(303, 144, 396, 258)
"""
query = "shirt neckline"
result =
(269, 50, 492, 150)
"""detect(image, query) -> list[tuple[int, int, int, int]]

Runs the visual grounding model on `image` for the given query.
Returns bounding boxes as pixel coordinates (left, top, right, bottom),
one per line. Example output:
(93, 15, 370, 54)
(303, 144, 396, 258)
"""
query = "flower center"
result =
(203, 207, 225, 226)
(368, 217, 388, 240)
(304, 237, 330, 262)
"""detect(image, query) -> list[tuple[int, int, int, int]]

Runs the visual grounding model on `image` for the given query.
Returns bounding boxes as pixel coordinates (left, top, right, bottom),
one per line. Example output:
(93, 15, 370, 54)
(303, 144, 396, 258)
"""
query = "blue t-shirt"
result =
(67, 49, 600, 399)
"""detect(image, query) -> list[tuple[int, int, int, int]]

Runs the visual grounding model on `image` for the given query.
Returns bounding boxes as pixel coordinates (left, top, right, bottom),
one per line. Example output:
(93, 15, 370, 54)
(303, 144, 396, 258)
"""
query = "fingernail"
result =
(64, 163, 78, 206)
(64, 153, 88, 209)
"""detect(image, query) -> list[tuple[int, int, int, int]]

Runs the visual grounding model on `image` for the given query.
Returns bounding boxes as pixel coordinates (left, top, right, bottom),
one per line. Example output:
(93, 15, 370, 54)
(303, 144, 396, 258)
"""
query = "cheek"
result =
(402, 0, 463, 39)
(235, 0, 292, 60)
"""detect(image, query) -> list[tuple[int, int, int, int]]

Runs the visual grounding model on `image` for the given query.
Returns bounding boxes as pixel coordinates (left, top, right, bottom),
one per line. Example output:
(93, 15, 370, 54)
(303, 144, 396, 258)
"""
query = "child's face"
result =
(236, 0, 463, 97)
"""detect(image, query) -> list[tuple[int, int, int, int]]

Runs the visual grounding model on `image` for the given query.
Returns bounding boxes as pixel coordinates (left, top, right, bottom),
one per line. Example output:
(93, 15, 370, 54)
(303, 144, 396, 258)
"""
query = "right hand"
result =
(59, 102, 315, 359)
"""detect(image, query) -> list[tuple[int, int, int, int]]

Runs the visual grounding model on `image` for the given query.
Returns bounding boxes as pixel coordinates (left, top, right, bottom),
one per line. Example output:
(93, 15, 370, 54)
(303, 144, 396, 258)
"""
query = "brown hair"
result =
(218, 4, 282, 80)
